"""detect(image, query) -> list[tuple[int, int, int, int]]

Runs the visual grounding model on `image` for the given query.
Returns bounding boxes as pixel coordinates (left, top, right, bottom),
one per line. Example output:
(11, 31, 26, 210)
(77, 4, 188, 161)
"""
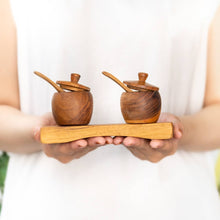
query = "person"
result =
(0, 0, 220, 219)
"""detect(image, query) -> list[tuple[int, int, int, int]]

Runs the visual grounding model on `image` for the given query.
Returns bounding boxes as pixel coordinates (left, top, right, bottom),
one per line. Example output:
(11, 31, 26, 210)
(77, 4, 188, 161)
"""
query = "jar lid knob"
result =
(138, 72, 148, 85)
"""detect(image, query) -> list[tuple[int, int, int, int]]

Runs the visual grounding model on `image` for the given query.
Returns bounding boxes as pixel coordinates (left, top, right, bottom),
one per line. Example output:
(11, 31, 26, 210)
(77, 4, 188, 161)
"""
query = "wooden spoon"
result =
(102, 71, 133, 92)
(34, 71, 64, 93)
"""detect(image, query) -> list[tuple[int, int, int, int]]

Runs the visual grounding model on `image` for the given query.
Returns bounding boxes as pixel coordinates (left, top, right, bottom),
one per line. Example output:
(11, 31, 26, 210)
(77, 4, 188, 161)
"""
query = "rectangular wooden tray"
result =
(40, 123, 173, 144)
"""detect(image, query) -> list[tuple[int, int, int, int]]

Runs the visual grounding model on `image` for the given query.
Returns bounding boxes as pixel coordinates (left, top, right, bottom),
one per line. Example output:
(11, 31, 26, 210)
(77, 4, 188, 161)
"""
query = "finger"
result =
(43, 139, 88, 158)
(153, 139, 177, 156)
(43, 144, 55, 157)
(123, 137, 151, 158)
(123, 137, 146, 148)
(58, 143, 76, 155)
(43, 144, 71, 157)
(120, 137, 167, 162)
(71, 146, 96, 159)
(172, 119, 183, 139)
(87, 137, 106, 147)
(56, 144, 96, 163)
(125, 146, 148, 160)
(104, 136, 113, 144)
(113, 136, 124, 145)
(70, 139, 88, 149)
(58, 140, 88, 155)
(157, 113, 183, 139)
(33, 126, 41, 142)
(45, 143, 97, 163)
(48, 143, 75, 156)
(149, 139, 165, 149)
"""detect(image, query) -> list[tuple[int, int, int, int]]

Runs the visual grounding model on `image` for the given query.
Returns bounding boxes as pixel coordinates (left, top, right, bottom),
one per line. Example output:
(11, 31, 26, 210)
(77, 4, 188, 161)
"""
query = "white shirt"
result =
(1, 0, 220, 219)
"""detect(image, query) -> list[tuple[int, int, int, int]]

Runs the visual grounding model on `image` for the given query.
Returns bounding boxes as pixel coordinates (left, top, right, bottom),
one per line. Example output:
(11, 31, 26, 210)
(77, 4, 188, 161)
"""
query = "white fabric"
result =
(1, 0, 220, 219)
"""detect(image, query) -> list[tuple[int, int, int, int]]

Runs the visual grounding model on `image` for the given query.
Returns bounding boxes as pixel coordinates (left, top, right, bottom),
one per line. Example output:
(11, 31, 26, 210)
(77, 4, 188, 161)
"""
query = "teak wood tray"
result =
(40, 123, 173, 144)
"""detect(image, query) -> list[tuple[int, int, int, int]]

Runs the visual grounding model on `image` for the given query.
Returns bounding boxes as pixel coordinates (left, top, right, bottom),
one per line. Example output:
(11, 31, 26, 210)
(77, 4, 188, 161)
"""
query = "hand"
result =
(33, 113, 113, 163)
(113, 113, 183, 162)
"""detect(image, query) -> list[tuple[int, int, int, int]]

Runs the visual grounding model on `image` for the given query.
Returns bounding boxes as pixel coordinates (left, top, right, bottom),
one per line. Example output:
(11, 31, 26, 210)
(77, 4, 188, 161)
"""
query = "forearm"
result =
(0, 105, 41, 153)
(179, 104, 220, 151)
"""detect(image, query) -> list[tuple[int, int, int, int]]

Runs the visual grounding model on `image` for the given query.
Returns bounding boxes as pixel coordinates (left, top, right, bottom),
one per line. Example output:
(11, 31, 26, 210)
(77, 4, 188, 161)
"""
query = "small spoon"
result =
(34, 71, 64, 93)
(102, 71, 133, 92)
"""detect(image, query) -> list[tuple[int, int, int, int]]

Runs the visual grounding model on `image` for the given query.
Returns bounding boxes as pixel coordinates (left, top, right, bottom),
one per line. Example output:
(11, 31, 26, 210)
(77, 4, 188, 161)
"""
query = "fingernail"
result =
(177, 130, 182, 138)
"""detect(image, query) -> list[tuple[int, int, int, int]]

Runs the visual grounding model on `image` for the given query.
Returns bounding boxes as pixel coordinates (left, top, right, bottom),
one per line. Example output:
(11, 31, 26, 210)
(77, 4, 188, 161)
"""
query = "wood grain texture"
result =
(71, 73, 80, 83)
(59, 74, 85, 91)
(34, 71, 64, 92)
(102, 71, 133, 92)
(52, 91, 93, 125)
(40, 123, 173, 144)
(120, 91, 161, 123)
(60, 84, 85, 92)
(56, 73, 90, 91)
(56, 80, 90, 91)
(123, 72, 159, 91)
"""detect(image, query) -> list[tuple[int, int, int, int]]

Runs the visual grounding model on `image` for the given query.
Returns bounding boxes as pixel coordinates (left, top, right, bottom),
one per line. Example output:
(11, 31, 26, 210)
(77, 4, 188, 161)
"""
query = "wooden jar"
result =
(34, 71, 93, 126)
(103, 71, 161, 124)
(52, 91, 93, 126)
(120, 90, 161, 124)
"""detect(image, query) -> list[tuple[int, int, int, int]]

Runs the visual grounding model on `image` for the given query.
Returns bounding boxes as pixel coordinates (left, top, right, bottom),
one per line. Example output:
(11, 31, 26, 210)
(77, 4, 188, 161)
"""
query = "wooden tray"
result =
(40, 123, 173, 144)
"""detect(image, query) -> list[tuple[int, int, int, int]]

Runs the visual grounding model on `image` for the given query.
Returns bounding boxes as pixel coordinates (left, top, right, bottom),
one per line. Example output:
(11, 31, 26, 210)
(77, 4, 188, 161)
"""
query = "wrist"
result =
(26, 114, 42, 142)
(178, 115, 194, 149)
(0, 106, 43, 153)
(18, 113, 42, 152)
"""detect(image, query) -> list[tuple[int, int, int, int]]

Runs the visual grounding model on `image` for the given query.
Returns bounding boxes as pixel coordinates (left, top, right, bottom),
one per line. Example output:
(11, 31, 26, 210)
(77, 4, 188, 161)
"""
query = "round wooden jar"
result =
(52, 91, 93, 126)
(120, 90, 161, 124)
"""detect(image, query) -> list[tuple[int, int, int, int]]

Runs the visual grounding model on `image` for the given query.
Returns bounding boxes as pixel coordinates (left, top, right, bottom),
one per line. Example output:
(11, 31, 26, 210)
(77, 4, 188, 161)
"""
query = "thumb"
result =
(173, 119, 183, 139)
(33, 126, 41, 142)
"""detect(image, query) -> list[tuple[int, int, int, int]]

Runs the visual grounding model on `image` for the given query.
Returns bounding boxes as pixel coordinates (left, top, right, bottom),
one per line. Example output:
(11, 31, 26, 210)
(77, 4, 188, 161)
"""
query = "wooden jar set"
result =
(35, 71, 173, 144)
(34, 71, 161, 126)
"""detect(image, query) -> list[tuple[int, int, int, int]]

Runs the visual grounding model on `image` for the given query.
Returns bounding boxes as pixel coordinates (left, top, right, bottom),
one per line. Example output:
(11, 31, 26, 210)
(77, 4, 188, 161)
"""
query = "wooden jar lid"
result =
(56, 74, 90, 92)
(123, 72, 159, 91)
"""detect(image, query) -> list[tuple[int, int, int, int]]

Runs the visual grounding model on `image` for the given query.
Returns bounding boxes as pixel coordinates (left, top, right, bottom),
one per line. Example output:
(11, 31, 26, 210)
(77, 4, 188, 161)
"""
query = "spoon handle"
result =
(40, 123, 173, 144)
(34, 71, 64, 93)
(102, 71, 133, 92)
